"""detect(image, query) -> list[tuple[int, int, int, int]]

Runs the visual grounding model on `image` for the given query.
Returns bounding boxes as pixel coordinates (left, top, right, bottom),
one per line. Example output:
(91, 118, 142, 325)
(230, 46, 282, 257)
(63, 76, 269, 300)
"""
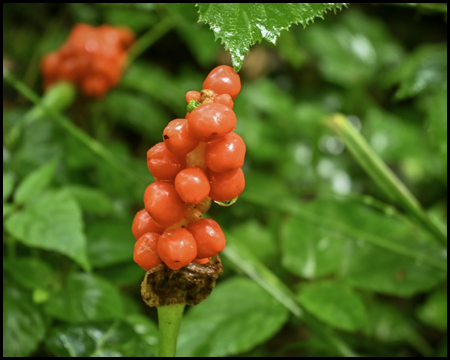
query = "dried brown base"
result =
(141, 255, 223, 307)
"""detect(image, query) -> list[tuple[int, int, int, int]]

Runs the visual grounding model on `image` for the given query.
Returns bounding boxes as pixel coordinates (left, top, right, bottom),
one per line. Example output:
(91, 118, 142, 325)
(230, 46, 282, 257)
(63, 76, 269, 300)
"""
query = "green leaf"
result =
(341, 238, 446, 297)
(3, 203, 14, 218)
(14, 157, 58, 204)
(4, 190, 90, 271)
(86, 218, 134, 268)
(45, 316, 158, 357)
(393, 44, 447, 99)
(297, 280, 368, 332)
(63, 185, 114, 215)
(197, 3, 347, 72)
(368, 301, 433, 356)
(44, 273, 124, 323)
(281, 218, 344, 279)
(3, 257, 54, 290)
(3, 283, 46, 357)
(327, 113, 447, 245)
(416, 289, 447, 331)
(3, 172, 14, 201)
(177, 277, 289, 357)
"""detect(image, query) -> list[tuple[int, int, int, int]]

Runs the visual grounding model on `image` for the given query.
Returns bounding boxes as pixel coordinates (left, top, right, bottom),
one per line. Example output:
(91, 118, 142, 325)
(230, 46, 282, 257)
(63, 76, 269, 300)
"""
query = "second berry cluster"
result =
(133, 65, 245, 271)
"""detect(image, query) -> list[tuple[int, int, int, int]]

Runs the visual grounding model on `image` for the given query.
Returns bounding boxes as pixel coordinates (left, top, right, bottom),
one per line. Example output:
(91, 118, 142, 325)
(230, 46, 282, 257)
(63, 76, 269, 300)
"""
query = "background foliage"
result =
(3, 3, 447, 357)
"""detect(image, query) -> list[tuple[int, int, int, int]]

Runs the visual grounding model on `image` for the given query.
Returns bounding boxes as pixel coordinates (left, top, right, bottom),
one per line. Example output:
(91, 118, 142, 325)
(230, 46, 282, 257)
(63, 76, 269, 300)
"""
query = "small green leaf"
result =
(3, 203, 14, 218)
(63, 185, 114, 215)
(3, 173, 14, 201)
(297, 280, 368, 332)
(177, 277, 289, 357)
(86, 218, 134, 268)
(416, 289, 447, 331)
(197, 3, 347, 71)
(3, 257, 54, 290)
(3, 283, 47, 357)
(14, 157, 58, 204)
(4, 190, 90, 271)
(45, 316, 158, 357)
(44, 273, 124, 323)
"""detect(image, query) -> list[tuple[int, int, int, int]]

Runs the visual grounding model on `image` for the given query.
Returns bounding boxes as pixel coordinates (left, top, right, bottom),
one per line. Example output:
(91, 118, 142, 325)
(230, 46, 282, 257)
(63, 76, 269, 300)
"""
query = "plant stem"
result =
(157, 304, 186, 357)
(127, 16, 175, 65)
(3, 70, 147, 184)
(327, 114, 447, 247)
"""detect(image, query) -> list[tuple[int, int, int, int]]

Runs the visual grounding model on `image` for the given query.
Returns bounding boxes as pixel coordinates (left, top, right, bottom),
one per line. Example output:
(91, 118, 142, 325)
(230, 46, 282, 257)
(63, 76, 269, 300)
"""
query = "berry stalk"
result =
(157, 303, 186, 357)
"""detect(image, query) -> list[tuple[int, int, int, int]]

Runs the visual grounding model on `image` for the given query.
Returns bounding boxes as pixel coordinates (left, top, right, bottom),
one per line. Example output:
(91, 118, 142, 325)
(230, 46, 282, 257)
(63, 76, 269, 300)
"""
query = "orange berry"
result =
(187, 219, 226, 258)
(132, 209, 166, 240)
(175, 167, 210, 204)
(147, 142, 186, 180)
(208, 168, 245, 203)
(134, 232, 163, 271)
(157, 228, 197, 270)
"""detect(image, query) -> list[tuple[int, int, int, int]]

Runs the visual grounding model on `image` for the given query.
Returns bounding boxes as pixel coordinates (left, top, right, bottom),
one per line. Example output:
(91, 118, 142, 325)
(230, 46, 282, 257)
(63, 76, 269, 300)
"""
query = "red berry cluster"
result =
(133, 65, 245, 271)
(41, 23, 134, 98)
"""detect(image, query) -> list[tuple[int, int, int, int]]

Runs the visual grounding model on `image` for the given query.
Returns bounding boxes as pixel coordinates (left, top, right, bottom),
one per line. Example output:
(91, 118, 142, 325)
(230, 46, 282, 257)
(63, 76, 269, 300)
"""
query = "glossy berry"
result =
(203, 65, 241, 100)
(163, 119, 199, 156)
(186, 90, 201, 103)
(194, 258, 210, 265)
(144, 182, 186, 227)
(132, 209, 166, 240)
(134, 232, 163, 271)
(208, 168, 245, 203)
(205, 132, 246, 173)
(147, 142, 186, 180)
(157, 228, 197, 270)
(187, 219, 226, 258)
(213, 94, 234, 109)
(187, 102, 236, 142)
(174, 167, 210, 205)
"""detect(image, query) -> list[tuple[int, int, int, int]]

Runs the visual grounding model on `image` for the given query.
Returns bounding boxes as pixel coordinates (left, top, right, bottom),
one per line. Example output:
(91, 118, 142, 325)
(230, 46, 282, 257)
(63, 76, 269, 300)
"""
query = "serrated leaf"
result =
(64, 185, 114, 215)
(177, 277, 289, 357)
(297, 280, 368, 332)
(3, 257, 54, 290)
(14, 157, 58, 204)
(44, 272, 124, 323)
(3, 283, 46, 357)
(45, 315, 158, 357)
(4, 190, 90, 271)
(86, 218, 134, 268)
(197, 3, 347, 72)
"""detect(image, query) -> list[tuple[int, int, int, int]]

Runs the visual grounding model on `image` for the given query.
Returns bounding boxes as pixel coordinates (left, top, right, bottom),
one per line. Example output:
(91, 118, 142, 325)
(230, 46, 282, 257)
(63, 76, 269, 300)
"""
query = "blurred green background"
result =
(3, 3, 447, 357)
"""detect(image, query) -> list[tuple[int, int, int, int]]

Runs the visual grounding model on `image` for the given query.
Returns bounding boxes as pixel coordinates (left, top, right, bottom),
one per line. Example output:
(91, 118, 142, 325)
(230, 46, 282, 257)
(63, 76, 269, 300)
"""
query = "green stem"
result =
(127, 16, 175, 64)
(327, 114, 447, 247)
(157, 304, 186, 357)
(3, 70, 146, 183)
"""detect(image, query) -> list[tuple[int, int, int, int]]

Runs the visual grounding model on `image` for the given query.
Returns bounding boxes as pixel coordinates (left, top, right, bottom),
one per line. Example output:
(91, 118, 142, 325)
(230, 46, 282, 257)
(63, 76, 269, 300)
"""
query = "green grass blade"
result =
(222, 243, 358, 357)
(241, 191, 447, 272)
(327, 113, 447, 246)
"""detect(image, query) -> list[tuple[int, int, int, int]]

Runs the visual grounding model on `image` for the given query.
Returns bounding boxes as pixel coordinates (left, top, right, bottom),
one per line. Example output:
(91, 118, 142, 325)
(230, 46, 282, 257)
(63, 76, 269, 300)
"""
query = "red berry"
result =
(163, 119, 199, 156)
(213, 94, 234, 109)
(205, 132, 246, 173)
(194, 258, 210, 265)
(134, 232, 163, 271)
(208, 168, 245, 203)
(147, 142, 186, 180)
(187, 103, 236, 142)
(174, 167, 210, 204)
(144, 182, 186, 227)
(187, 219, 226, 258)
(186, 90, 201, 103)
(157, 228, 197, 270)
(132, 209, 166, 240)
(203, 65, 241, 100)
